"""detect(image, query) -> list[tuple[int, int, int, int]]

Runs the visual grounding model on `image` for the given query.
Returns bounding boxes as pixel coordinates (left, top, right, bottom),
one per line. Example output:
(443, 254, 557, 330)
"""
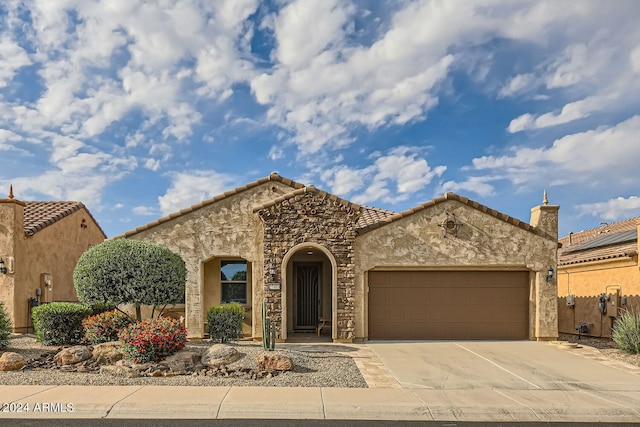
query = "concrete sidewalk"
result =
(2, 384, 640, 422)
(2, 341, 640, 422)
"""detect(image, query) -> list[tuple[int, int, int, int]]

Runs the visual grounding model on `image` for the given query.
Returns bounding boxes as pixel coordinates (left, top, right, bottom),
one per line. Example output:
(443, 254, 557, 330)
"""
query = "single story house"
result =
(557, 217, 640, 337)
(0, 186, 106, 332)
(114, 173, 559, 342)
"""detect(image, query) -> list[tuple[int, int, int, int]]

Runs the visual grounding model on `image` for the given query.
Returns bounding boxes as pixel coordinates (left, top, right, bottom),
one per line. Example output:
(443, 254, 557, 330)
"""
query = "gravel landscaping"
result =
(558, 333, 640, 367)
(0, 335, 368, 388)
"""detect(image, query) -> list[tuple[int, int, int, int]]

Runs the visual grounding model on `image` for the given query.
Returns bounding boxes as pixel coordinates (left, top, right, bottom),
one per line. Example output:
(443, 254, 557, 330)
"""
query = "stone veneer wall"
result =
(257, 191, 359, 341)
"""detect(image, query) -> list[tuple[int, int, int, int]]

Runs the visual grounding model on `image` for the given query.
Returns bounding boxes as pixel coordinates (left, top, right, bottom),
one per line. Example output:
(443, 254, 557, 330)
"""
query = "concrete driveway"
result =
(367, 340, 640, 391)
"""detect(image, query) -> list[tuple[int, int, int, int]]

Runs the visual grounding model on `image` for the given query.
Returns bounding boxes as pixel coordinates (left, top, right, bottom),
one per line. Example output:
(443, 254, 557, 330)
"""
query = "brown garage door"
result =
(368, 271, 529, 340)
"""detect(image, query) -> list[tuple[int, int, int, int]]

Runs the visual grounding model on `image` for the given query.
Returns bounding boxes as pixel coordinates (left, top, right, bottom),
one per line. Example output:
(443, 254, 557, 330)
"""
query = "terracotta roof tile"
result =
(357, 192, 537, 235)
(23, 201, 105, 237)
(558, 217, 639, 266)
(357, 206, 396, 229)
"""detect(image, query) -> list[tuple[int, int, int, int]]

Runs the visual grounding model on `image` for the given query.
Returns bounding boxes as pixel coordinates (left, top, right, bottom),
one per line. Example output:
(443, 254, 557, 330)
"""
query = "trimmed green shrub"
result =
(32, 303, 91, 346)
(73, 239, 186, 320)
(82, 310, 132, 344)
(0, 302, 11, 349)
(613, 306, 640, 354)
(85, 302, 117, 316)
(119, 317, 187, 363)
(206, 302, 245, 343)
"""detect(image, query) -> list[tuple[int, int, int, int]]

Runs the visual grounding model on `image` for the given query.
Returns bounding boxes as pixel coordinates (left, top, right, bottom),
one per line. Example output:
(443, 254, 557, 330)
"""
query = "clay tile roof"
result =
(558, 217, 639, 266)
(23, 201, 105, 237)
(357, 206, 396, 229)
(252, 185, 362, 213)
(357, 192, 536, 235)
(114, 173, 305, 239)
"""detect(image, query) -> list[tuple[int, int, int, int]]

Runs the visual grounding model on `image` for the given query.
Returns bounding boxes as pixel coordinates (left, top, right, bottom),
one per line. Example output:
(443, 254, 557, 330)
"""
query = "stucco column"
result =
(530, 194, 559, 340)
(185, 259, 204, 339)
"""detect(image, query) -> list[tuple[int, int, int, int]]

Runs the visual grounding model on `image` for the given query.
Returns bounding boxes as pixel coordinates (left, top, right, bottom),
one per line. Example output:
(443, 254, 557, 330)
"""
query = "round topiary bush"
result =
(0, 302, 12, 349)
(119, 317, 187, 363)
(82, 310, 132, 344)
(32, 302, 91, 346)
(73, 239, 186, 320)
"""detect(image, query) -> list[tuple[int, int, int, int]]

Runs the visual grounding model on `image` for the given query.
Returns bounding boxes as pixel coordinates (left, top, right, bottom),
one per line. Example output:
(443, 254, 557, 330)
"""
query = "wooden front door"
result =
(294, 263, 321, 331)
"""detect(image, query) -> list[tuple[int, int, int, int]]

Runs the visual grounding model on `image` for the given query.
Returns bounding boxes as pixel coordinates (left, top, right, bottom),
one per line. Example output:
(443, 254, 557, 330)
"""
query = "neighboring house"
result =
(114, 173, 559, 342)
(557, 217, 640, 337)
(0, 187, 106, 332)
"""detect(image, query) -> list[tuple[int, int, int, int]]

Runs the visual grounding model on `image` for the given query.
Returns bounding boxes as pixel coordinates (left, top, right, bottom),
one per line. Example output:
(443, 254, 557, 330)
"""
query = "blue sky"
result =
(1, 0, 639, 238)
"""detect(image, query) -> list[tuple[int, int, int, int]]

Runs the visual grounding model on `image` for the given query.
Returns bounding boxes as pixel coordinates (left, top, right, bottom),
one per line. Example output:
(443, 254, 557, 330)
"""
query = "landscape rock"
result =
(163, 351, 203, 372)
(0, 352, 27, 371)
(92, 342, 124, 365)
(201, 344, 241, 368)
(99, 365, 138, 378)
(54, 346, 92, 366)
(256, 353, 294, 371)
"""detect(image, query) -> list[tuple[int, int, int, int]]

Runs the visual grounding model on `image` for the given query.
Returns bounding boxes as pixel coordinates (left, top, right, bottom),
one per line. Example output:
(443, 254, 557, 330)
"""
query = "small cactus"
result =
(262, 301, 276, 351)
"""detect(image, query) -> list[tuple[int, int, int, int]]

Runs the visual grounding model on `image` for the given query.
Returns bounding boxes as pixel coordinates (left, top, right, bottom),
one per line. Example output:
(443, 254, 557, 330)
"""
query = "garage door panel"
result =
(368, 271, 529, 340)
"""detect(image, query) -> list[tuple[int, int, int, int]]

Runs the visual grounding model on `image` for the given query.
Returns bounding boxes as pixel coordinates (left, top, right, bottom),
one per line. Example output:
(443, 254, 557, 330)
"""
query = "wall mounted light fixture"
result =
(0, 258, 6, 275)
(546, 266, 554, 282)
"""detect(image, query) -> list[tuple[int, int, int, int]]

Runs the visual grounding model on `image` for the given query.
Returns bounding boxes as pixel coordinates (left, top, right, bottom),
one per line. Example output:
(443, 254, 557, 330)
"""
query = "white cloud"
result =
(437, 176, 498, 198)
(508, 97, 605, 132)
(158, 170, 236, 215)
(320, 146, 446, 205)
(0, 36, 31, 87)
(475, 115, 640, 189)
(577, 196, 640, 220)
(498, 73, 537, 98)
(132, 205, 158, 216)
(268, 145, 284, 161)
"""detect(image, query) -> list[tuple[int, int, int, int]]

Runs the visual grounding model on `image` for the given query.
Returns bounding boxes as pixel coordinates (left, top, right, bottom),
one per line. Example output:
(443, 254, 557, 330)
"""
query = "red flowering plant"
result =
(82, 310, 132, 344)
(118, 317, 187, 363)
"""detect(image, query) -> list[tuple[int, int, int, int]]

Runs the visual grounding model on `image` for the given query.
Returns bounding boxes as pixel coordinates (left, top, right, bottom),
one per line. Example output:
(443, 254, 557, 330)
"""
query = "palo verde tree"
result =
(73, 239, 186, 321)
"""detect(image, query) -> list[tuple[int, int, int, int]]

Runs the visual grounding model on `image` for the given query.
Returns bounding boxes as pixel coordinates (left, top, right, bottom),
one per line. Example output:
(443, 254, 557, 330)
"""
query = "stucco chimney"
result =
(529, 191, 559, 239)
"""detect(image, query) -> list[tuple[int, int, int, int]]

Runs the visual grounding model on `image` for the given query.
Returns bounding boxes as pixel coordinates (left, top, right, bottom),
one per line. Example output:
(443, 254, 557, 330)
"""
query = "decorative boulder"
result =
(92, 342, 124, 365)
(201, 344, 241, 368)
(54, 346, 92, 366)
(0, 352, 27, 371)
(163, 351, 202, 372)
(256, 353, 294, 371)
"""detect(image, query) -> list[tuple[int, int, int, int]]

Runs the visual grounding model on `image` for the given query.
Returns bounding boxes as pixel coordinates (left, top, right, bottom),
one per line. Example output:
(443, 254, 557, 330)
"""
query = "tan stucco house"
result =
(557, 217, 640, 337)
(0, 187, 106, 332)
(115, 173, 559, 342)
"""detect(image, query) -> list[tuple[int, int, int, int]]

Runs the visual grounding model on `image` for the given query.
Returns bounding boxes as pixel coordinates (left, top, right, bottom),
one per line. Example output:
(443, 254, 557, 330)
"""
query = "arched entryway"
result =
(281, 243, 336, 341)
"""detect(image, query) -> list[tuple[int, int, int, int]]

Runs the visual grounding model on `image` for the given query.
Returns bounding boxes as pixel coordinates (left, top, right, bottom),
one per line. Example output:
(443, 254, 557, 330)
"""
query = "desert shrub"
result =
(82, 310, 132, 344)
(32, 302, 91, 346)
(74, 239, 186, 320)
(613, 306, 640, 354)
(206, 302, 245, 343)
(0, 302, 11, 349)
(119, 317, 187, 363)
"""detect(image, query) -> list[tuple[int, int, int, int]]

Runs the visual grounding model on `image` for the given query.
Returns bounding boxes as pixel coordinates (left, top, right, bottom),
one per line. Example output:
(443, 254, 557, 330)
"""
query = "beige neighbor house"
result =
(0, 187, 106, 332)
(114, 173, 559, 342)
(557, 217, 640, 338)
